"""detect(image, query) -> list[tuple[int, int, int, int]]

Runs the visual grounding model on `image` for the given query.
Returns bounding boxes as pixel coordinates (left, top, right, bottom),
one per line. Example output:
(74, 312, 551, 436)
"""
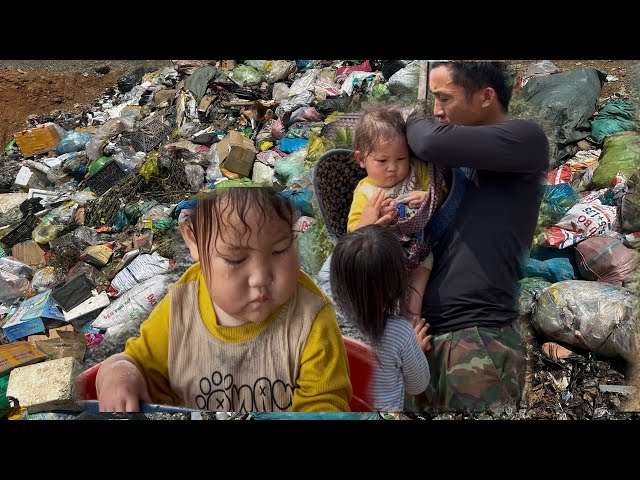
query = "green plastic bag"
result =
(592, 131, 640, 188)
(88, 156, 109, 176)
(591, 99, 637, 143)
(232, 65, 263, 87)
(0, 375, 11, 418)
(214, 178, 257, 190)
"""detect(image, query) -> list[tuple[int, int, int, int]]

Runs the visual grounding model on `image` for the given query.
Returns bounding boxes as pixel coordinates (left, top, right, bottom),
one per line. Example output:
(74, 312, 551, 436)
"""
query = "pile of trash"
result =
(0, 59, 638, 420)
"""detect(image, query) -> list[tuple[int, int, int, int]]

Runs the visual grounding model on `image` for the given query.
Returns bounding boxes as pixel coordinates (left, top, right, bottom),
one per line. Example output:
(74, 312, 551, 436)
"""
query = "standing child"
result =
(96, 186, 352, 413)
(347, 107, 447, 323)
(330, 224, 431, 412)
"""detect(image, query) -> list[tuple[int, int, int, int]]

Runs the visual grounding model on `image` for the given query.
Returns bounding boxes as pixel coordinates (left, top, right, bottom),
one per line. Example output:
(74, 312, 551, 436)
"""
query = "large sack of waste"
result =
(531, 280, 639, 361)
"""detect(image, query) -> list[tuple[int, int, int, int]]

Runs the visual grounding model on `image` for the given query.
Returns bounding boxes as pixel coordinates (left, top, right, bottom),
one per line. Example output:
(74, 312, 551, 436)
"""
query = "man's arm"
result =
(406, 113, 549, 174)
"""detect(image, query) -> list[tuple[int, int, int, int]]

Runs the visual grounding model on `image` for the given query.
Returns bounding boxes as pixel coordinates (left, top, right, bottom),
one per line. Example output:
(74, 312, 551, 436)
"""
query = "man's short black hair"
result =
(432, 61, 513, 112)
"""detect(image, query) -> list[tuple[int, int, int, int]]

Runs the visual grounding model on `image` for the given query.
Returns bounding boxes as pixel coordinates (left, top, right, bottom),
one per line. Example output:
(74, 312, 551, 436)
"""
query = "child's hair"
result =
(330, 224, 408, 345)
(353, 107, 406, 160)
(189, 186, 293, 273)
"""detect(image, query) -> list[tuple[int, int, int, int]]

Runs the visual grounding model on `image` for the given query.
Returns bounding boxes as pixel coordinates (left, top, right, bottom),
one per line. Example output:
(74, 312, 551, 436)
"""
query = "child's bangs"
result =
(191, 187, 293, 256)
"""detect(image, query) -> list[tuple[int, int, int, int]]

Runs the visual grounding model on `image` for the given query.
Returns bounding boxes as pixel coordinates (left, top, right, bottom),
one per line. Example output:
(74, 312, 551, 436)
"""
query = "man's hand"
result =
(413, 317, 432, 353)
(356, 189, 397, 229)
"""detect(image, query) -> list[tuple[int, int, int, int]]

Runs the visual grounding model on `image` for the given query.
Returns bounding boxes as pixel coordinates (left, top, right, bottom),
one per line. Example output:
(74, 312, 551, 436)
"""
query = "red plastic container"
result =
(76, 336, 375, 411)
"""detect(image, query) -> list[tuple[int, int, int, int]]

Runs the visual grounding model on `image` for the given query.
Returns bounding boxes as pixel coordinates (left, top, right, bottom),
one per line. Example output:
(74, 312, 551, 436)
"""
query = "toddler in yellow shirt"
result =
(96, 185, 352, 413)
(347, 107, 446, 324)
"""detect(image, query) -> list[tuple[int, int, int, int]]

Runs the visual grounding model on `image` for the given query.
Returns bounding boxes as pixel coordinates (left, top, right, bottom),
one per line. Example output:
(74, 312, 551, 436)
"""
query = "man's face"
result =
(429, 65, 487, 126)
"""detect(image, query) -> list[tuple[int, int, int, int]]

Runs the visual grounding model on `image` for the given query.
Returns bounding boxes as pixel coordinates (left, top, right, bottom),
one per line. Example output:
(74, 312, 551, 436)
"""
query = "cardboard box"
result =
(0, 341, 47, 377)
(33, 330, 86, 363)
(10, 241, 47, 267)
(2, 290, 67, 342)
(215, 130, 257, 177)
(28, 324, 75, 343)
(14, 123, 63, 157)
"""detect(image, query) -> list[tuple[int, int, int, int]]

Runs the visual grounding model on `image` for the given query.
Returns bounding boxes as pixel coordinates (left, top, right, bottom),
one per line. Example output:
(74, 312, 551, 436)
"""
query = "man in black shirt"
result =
(406, 61, 549, 412)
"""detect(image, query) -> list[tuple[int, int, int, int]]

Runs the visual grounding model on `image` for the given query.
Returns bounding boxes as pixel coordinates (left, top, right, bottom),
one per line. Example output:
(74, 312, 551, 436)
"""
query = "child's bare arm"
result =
(96, 353, 152, 412)
(395, 190, 428, 208)
(402, 265, 430, 325)
(355, 189, 396, 229)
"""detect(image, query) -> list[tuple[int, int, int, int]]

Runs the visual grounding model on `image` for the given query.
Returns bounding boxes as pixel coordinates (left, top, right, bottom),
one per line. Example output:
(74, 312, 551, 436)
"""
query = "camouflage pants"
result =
(406, 323, 524, 413)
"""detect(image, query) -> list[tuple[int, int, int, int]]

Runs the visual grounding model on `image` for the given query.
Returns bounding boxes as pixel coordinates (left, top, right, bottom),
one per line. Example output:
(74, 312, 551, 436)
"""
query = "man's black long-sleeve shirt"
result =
(406, 113, 550, 334)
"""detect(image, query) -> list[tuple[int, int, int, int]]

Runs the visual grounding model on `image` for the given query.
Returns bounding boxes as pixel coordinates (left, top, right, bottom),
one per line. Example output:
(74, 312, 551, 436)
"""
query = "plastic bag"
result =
(531, 280, 639, 361)
(32, 222, 65, 244)
(275, 90, 315, 116)
(0, 258, 34, 302)
(264, 60, 296, 84)
(522, 257, 577, 283)
(521, 60, 560, 85)
(85, 117, 135, 161)
(107, 252, 174, 297)
(543, 201, 618, 248)
(288, 69, 319, 97)
(521, 67, 605, 165)
(251, 162, 273, 187)
(113, 149, 146, 174)
(185, 164, 205, 190)
(278, 137, 308, 154)
(31, 266, 64, 292)
(140, 204, 167, 222)
(592, 131, 640, 188)
(574, 235, 638, 286)
(71, 190, 97, 206)
(56, 130, 91, 155)
(92, 275, 171, 330)
(539, 183, 580, 226)
(231, 65, 263, 87)
(590, 99, 637, 144)
(277, 189, 314, 217)
(517, 277, 552, 315)
(271, 82, 290, 102)
(298, 221, 334, 278)
(387, 61, 424, 95)
(140, 151, 159, 182)
(274, 149, 310, 188)
(205, 147, 223, 184)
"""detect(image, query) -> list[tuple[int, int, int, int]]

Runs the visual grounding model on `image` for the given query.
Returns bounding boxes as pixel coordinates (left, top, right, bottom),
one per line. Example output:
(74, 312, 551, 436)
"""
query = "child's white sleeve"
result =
(421, 251, 434, 271)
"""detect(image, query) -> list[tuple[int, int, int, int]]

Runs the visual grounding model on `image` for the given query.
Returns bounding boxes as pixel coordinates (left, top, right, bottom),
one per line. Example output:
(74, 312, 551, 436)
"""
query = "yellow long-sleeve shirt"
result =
(347, 159, 447, 233)
(123, 263, 353, 412)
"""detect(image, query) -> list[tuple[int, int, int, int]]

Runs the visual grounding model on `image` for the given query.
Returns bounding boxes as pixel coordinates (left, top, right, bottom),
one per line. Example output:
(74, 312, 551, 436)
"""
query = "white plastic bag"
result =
(108, 252, 174, 297)
(92, 275, 171, 330)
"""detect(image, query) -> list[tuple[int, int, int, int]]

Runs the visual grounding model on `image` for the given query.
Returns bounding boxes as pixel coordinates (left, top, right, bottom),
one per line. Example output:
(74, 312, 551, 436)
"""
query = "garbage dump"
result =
(1, 59, 639, 420)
